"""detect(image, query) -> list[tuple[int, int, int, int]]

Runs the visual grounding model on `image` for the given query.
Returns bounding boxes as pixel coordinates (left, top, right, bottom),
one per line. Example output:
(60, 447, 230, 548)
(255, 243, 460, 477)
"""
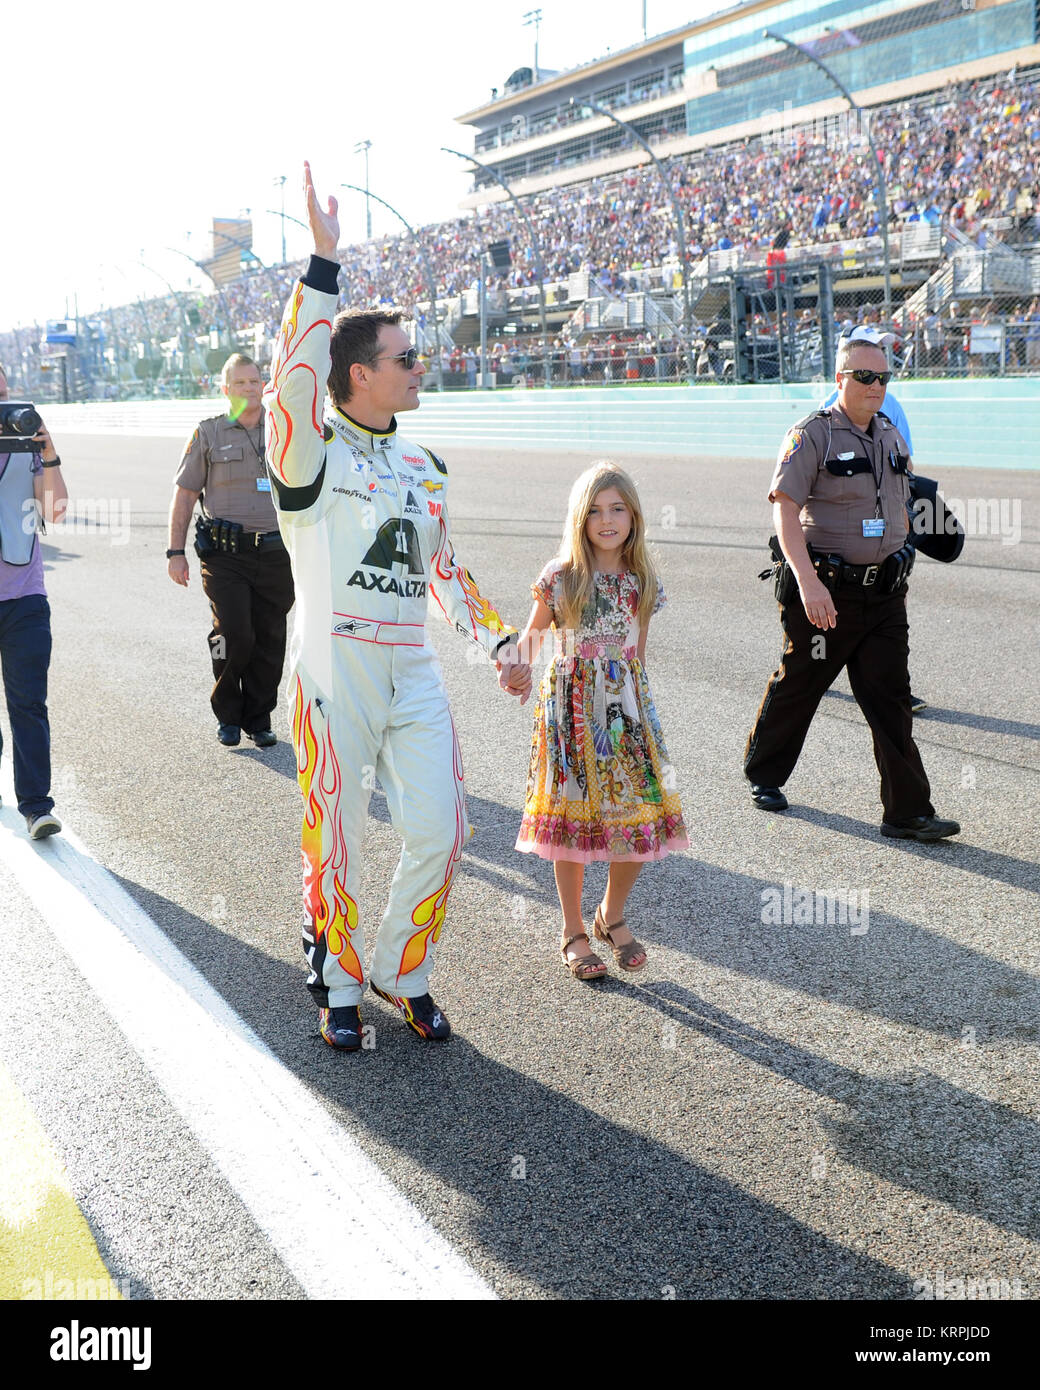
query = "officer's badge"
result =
(779, 428, 803, 466)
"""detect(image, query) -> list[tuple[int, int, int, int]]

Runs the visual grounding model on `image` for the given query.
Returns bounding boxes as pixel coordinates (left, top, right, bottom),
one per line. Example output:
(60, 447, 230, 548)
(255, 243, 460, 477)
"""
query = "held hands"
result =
(304, 161, 339, 260)
(799, 573, 837, 630)
(496, 644, 533, 704)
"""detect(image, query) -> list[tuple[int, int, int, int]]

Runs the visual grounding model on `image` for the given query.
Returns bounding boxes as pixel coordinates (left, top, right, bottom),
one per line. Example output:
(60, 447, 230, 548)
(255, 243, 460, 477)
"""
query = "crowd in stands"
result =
(2, 66, 1038, 390)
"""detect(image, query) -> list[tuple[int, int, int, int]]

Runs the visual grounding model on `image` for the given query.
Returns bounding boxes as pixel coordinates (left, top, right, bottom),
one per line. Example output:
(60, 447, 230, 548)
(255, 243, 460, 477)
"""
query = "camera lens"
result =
(0, 404, 42, 436)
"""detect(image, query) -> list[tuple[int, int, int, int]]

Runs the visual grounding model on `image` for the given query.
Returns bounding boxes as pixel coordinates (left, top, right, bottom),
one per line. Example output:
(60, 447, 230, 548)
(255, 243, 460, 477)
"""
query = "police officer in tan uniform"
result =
(743, 337, 960, 841)
(168, 354, 294, 747)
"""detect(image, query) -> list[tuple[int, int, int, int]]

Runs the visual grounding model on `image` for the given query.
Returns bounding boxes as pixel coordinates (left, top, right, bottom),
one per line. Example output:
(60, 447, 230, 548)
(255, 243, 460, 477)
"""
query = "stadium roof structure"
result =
(454, 0, 1040, 210)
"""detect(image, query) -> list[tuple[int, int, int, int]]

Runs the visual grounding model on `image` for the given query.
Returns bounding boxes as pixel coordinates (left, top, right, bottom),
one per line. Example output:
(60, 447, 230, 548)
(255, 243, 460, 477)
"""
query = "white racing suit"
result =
(264, 259, 516, 1008)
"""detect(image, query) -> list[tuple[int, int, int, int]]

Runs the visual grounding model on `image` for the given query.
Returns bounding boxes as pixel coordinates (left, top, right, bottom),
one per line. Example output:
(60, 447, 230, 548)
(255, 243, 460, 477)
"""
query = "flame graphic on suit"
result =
(293, 677, 363, 988)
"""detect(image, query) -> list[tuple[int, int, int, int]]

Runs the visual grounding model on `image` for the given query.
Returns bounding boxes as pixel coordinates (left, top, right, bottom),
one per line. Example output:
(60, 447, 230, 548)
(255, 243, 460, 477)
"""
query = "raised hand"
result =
(304, 160, 339, 260)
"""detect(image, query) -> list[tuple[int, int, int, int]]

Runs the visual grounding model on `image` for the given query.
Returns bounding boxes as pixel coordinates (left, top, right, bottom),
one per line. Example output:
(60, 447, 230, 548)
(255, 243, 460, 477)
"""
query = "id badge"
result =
(862, 518, 886, 538)
(256, 477, 271, 492)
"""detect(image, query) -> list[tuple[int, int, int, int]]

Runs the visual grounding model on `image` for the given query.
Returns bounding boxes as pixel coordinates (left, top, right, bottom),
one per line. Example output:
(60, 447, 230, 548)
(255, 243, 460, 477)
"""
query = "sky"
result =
(1, 0, 724, 331)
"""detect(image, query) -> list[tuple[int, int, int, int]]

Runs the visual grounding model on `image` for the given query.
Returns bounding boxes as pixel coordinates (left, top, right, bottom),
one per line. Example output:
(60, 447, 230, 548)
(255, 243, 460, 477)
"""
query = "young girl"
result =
(515, 462, 689, 980)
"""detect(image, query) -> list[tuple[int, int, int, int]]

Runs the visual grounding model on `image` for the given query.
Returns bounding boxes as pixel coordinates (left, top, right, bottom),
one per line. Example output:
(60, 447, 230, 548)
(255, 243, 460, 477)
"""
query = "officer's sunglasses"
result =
(376, 348, 421, 370)
(842, 368, 892, 386)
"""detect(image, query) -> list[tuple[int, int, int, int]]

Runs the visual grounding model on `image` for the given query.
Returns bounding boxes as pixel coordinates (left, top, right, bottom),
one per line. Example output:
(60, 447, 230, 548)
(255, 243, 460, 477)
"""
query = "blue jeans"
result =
(0, 593, 54, 817)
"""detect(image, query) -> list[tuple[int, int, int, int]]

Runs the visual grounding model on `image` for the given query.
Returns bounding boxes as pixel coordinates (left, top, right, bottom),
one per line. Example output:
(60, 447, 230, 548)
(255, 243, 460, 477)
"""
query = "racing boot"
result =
(319, 1005, 364, 1051)
(370, 986, 451, 1041)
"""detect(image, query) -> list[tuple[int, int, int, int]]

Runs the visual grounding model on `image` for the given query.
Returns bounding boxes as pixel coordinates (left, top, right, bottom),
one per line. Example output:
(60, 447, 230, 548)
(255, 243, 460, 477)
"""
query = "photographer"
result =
(0, 364, 67, 838)
(167, 354, 294, 749)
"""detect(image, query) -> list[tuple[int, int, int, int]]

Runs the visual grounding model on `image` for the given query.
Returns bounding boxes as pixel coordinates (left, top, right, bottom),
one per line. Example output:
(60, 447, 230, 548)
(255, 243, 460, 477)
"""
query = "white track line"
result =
(0, 773, 493, 1300)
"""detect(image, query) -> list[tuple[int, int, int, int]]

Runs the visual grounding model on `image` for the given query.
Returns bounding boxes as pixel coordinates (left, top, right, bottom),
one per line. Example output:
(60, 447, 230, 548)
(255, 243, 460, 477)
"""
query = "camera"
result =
(0, 401, 43, 452)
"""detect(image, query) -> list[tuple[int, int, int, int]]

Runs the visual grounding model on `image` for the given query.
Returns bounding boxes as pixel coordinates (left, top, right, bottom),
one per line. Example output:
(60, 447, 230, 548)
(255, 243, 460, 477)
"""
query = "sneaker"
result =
(26, 812, 62, 840)
(909, 693, 928, 713)
(318, 1005, 363, 1051)
(370, 985, 451, 1040)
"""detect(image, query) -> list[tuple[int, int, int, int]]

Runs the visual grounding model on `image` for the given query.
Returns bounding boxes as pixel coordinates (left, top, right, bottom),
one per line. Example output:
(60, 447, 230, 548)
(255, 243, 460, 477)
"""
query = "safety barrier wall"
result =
(43, 380, 1040, 470)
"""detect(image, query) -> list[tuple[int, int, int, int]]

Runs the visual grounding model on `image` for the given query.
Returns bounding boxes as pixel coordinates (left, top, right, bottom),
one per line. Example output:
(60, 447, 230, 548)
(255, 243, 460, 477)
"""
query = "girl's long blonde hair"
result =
(554, 462, 658, 632)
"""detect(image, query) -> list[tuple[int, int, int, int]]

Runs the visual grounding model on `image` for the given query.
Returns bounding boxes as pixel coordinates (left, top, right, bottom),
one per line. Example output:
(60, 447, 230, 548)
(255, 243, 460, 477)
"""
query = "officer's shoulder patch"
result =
(875, 409, 895, 428)
(425, 448, 448, 475)
(324, 423, 334, 443)
(779, 426, 806, 466)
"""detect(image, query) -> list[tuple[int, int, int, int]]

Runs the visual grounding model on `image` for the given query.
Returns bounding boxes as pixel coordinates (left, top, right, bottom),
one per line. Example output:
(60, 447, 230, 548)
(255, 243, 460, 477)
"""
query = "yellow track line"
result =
(0, 1058, 123, 1300)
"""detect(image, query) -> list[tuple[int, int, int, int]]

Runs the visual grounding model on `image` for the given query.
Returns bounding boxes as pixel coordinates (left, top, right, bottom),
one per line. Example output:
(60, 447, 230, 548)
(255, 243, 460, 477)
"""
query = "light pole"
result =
(339, 183, 444, 392)
(573, 96, 694, 375)
(762, 28, 892, 315)
(353, 140, 373, 240)
(442, 145, 552, 386)
(522, 9, 542, 81)
(274, 174, 288, 263)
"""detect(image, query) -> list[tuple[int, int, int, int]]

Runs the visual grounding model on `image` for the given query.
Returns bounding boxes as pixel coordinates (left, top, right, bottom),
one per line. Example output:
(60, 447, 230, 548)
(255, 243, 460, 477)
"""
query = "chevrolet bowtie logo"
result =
(419, 479, 443, 493)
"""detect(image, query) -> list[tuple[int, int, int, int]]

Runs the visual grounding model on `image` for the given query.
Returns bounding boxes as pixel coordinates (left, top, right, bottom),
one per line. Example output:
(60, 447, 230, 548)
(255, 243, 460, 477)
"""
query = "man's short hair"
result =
(328, 310, 403, 405)
(836, 339, 888, 372)
(221, 353, 258, 388)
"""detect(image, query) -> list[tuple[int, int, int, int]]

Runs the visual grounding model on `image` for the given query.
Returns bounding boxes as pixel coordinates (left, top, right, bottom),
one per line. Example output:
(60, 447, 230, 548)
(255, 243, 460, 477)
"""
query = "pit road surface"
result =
(1, 432, 1037, 1301)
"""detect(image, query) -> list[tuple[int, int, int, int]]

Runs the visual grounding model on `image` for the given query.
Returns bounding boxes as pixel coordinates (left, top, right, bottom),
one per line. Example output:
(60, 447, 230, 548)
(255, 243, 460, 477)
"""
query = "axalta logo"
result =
(403, 490, 422, 515)
(348, 572, 428, 597)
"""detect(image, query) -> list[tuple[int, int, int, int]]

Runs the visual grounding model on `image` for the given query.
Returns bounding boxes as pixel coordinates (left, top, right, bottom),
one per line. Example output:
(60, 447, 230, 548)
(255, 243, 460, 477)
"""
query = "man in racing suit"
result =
(264, 164, 530, 1049)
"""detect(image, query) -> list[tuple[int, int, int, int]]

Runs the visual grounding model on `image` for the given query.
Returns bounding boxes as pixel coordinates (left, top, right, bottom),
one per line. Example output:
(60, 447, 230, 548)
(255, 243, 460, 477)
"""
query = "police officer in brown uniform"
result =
(744, 337, 960, 841)
(168, 354, 294, 747)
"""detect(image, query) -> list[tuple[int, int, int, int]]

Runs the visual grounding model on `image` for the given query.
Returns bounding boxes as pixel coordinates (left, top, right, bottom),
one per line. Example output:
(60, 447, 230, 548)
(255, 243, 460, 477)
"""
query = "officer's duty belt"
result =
(813, 545, 915, 593)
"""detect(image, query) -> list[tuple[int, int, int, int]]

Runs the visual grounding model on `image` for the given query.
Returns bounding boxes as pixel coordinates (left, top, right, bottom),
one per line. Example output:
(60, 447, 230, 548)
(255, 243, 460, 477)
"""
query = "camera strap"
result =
(0, 451, 39, 566)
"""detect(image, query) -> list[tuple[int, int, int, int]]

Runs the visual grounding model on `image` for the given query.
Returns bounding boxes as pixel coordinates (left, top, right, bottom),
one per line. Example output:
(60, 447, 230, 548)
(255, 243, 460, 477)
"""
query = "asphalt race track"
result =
(1, 430, 1038, 1306)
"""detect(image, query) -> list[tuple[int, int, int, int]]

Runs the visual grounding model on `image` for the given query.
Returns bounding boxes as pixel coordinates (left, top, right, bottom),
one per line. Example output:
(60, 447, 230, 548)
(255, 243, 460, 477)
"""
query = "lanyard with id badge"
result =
(863, 447, 886, 539)
(239, 421, 271, 492)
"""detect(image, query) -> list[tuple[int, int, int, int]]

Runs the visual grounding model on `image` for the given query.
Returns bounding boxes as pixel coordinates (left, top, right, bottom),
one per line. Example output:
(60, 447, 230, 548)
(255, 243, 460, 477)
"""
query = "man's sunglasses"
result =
(376, 348, 421, 369)
(842, 369, 892, 386)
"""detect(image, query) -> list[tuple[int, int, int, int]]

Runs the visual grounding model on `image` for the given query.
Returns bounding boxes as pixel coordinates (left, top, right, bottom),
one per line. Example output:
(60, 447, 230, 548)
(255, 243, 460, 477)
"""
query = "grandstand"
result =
(3, 0, 1039, 398)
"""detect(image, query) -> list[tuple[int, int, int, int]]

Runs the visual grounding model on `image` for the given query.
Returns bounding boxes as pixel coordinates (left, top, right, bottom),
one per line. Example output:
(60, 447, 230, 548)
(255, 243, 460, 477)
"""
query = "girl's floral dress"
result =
(516, 560, 689, 863)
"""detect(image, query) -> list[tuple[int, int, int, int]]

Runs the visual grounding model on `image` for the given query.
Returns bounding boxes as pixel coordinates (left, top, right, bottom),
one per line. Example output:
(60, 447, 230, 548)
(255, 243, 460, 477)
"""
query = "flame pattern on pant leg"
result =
(395, 715, 466, 982)
(292, 676, 363, 986)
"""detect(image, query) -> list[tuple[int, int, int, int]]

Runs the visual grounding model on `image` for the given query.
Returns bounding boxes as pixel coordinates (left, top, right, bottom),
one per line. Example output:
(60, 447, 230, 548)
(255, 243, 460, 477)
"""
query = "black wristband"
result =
(301, 254, 341, 295)
(166, 548, 186, 558)
(41, 456, 61, 468)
